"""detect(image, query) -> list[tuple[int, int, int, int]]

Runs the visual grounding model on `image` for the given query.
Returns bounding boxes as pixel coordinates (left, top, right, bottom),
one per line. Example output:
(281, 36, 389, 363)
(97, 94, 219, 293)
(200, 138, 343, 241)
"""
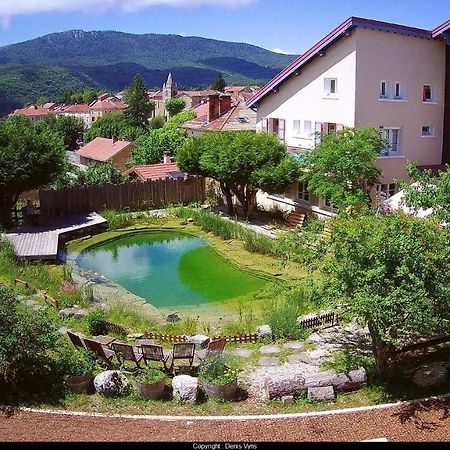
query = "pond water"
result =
(75, 231, 268, 309)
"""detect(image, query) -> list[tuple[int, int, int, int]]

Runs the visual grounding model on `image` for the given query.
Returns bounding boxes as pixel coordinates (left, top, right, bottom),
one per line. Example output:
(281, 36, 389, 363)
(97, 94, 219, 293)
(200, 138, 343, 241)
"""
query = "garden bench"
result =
(169, 343, 196, 375)
(140, 343, 172, 371)
(83, 338, 115, 366)
(67, 330, 86, 350)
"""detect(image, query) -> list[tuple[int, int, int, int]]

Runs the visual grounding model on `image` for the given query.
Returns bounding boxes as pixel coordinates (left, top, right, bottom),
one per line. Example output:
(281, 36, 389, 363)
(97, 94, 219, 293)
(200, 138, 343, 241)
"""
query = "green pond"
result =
(75, 231, 268, 308)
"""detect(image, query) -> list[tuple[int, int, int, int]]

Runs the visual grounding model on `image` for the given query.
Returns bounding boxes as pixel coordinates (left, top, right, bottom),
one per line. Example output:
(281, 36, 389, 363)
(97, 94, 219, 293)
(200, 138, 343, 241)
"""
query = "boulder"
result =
(94, 371, 128, 397)
(172, 375, 198, 404)
(303, 370, 338, 388)
(257, 325, 272, 340)
(281, 395, 295, 405)
(264, 373, 305, 400)
(308, 386, 336, 402)
(413, 365, 448, 389)
(187, 335, 210, 348)
(166, 313, 181, 323)
(59, 308, 89, 319)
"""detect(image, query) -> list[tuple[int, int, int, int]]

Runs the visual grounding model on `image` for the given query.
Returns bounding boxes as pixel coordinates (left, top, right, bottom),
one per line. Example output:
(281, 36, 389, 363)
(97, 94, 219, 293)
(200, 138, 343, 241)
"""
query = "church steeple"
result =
(163, 72, 177, 100)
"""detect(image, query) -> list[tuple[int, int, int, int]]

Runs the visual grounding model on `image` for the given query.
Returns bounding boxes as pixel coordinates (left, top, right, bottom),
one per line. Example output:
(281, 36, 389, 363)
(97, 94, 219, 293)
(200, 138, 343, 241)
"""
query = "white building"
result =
(247, 16, 450, 218)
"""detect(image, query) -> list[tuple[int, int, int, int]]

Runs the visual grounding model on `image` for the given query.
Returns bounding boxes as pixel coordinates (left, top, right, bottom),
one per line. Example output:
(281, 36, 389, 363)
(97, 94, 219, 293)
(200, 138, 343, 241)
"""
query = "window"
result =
(324, 78, 338, 97)
(381, 128, 401, 156)
(394, 82, 404, 99)
(303, 120, 312, 137)
(324, 197, 338, 213)
(237, 117, 249, 123)
(421, 125, 434, 137)
(298, 182, 310, 203)
(293, 120, 302, 136)
(378, 183, 397, 199)
(380, 81, 388, 99)
(423, 85, 433, 102)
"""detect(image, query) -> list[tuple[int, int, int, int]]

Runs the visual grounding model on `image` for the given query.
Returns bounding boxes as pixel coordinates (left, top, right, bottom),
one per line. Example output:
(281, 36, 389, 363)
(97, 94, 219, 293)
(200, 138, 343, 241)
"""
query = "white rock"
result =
(257, 325, 272, 339)
(94, 371, 128, 397)
(303, 370, 338, 388)
(308, 386, 336, 402)
(264, 373, 305, 400)
(172, 375, 198, 404)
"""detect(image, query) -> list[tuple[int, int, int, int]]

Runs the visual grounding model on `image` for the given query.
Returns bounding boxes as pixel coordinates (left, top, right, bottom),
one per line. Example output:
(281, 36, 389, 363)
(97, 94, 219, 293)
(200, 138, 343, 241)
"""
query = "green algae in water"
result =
(76, 231, 268, 308)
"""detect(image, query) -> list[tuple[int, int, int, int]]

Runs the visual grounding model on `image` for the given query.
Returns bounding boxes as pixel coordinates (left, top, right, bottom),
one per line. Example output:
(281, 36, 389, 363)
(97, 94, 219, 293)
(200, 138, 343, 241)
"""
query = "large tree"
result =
(0, 116, 66, 228)
(83, 113, 145, 143)
(165, 98, 186, 117)
(210, 73, 226, 92)
(328, 212, 450, 374)
(36, 114, 85, 150)
(177, 131, 300, 218)
(300, 128, 384, 211)
(123, 74, 155, 129)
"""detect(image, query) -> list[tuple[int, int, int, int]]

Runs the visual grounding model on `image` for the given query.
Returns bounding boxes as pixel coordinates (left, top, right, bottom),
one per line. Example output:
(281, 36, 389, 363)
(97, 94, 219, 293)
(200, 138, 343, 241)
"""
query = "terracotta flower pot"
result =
(201, 379, 237, 401)
(65, 375, 95, 394)
(132, 377, 166, 399)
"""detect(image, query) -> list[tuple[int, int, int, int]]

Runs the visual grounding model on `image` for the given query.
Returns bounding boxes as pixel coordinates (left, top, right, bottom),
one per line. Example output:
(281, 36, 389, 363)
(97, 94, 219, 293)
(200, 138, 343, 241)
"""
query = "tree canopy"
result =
(83, 113, 145, 143)
(0, 116, 66, 228)
(300, 128, 384, 211)
(327, 212, 450, 374)
(210, 73, 226, 92)
(177, 131, 300, 218)
(123, 74, 155, 129)
(165, 98, 186, 117)
(36, 114, 85, 150)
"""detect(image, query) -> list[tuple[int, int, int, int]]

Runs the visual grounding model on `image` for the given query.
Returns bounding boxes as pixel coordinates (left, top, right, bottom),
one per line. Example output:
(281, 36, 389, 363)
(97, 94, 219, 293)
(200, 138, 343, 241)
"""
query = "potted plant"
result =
(60, 346, 98, 394)
(132, 366, 166, 399)
(198, 354, 239, 401)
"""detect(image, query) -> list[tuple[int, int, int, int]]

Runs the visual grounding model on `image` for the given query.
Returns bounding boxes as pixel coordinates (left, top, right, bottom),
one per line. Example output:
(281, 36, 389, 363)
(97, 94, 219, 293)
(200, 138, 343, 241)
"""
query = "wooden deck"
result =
(3, 212, 107, 261)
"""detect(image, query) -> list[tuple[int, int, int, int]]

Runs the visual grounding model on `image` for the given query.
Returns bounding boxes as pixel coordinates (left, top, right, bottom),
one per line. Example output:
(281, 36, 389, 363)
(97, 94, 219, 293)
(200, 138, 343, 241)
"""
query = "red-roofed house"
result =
(125, 155, 186, 181)
(10, 105, 51, 122)
(76, 137, 136, 172)
(89, 94, 127, 124)
(61, 103, 92, 128)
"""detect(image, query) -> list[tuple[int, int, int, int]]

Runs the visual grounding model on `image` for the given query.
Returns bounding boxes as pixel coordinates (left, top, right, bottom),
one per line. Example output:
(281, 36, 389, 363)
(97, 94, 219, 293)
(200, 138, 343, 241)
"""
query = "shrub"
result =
(101, 209, 134, 230)
(56, 345, 99, 377)
(264, 297, 305, 340)
(86, 311, 107, 336)
(198, 354, 239, 386)
(134, 366, 165, 384)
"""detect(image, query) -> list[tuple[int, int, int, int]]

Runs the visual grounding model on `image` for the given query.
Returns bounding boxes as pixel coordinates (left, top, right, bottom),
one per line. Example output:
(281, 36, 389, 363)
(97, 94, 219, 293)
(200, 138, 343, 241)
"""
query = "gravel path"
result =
(2, 397, 450, 442)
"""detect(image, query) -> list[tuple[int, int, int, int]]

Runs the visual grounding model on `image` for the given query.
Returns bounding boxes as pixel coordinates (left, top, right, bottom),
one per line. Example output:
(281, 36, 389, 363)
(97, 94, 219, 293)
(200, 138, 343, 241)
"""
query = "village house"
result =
(125, 154, 186, 181)
(59, 103, 92, 128)
(89, 93, 127, 124)
(76, 137, 136, 172)
(10, 105, 52, 122)
(247, 16, 450, 218)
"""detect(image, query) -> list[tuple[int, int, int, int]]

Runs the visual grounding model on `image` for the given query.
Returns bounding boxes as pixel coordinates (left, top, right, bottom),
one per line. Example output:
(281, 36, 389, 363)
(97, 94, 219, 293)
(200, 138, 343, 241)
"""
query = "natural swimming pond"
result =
(75, 231, 269, 308)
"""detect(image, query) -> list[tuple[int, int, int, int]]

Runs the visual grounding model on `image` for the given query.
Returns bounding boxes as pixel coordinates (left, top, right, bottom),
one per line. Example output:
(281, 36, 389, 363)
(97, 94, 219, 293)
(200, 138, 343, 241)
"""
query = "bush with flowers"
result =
(198, 354, 239, 386)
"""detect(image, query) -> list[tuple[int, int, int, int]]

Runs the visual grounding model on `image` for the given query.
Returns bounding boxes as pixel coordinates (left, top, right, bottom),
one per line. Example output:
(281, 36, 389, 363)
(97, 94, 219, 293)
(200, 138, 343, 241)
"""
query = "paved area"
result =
(1, 397, 450, 441)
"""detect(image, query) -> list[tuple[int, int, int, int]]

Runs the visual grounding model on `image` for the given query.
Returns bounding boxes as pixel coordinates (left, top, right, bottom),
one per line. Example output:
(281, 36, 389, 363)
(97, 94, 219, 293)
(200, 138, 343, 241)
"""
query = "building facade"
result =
(247, 17, 450, 218)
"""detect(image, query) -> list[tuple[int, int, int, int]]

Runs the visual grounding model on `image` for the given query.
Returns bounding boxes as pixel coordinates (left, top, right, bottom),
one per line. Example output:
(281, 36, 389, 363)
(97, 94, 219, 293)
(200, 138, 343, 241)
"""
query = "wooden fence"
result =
(298, 311, 338, 330)
(39, 177, 206, 217)
(213, 333, 259, 344)
(144, 332, 188, 343)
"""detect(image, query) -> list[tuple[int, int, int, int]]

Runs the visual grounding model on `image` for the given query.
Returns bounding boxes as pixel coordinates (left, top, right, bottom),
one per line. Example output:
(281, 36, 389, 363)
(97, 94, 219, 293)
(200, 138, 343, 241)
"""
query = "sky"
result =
(1, 0, 449, 54)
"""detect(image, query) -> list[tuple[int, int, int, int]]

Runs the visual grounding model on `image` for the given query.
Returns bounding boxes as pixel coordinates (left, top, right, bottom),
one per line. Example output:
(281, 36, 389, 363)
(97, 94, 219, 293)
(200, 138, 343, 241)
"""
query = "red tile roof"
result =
(125, 162, 184, 181)
(63, 104, 90, 113)
(76, 137, 135, 162)
(90, 100, 127, 111)
(11, 106, 51, 117)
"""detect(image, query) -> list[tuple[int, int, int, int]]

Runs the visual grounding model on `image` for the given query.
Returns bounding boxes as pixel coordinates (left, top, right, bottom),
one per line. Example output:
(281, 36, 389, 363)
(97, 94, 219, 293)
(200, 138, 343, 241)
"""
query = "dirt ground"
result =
(1, 396, 450, 442)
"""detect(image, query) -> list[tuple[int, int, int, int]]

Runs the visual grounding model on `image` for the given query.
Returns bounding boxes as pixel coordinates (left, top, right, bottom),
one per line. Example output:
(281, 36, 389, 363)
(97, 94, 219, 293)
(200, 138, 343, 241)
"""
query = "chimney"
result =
(163, 152, 171, 164)
(220, 94, 232, 115)
(207, 94, 221, 123)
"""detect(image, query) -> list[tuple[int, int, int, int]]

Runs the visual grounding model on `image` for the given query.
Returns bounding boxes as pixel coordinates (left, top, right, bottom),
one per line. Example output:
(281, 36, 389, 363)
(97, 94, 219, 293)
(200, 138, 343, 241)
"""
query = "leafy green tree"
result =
(300, 128, 384, 211)
(165, 110, 196, 129)
(84, 113, 144, 142)
(123, 74, 155, 129)
(402, 162, 450, 224)
(37, 114, 84, 150)
(149, 115, 166, 130)
(132, 127, 188, 165)
(210, 73, 226, 92)
(165, 98, 186, 117)
(177, 131, 300, 218)
(0, 116, 66, 228)
(82, 89, 99, 104)
(36, 97, 50, 106)
(328, 212, 450, 374)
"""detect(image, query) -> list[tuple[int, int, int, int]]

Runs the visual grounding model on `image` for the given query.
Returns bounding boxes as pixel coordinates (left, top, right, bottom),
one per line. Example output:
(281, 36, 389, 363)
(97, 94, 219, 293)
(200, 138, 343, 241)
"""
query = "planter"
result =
(201, 379, 237, 401)
(132, 377, 166, 399)
(65, 375, 95, 394)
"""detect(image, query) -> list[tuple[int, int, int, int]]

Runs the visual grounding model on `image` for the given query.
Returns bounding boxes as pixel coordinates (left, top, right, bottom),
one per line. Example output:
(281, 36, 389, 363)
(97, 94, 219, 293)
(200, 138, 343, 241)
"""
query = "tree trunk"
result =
(220, 182, 234, 216)
(0, 195, 15, 230)
(233, 186, 257, 220)
(367, 320, 396, 376)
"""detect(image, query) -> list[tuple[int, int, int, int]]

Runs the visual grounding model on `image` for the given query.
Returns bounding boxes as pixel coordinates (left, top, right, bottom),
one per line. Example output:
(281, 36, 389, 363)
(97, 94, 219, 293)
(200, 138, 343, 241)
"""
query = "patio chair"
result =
(111, 341, 144, 369)
(196, 338, 227, 362)
(83, 337, 115, 365)
(169, 343, 196, 374)
(67, 330, 86, 350)
(140, 344, 172, 371)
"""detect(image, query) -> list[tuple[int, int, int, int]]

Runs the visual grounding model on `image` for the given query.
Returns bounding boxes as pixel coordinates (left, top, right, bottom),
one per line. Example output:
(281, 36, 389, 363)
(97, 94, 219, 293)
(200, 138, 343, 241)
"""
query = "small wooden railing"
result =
(14, 278, 59, 309)
(144, 332, 188, 343)
(298, 311, 338, 330)
(212, 333, 259, 344)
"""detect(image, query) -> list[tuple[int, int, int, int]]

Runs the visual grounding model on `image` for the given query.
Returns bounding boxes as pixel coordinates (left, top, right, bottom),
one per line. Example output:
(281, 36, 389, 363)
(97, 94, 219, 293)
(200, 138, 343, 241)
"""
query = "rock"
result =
(94, 371, 128, 397)
(257, 325, 272, 340)
(283, 341, 304, 351)
(413, 365, 448, 389)
(127, 333, 144, 340)
(231, 349, 253, 358)
(59, 308, 89, 319)
(264, 373, 305, 400)
(187, 335, 210, 348)
(172, 375, 198, 404)
(303, 370, 338, 388)
(347, 367, 368, 390)
(187, 218, 194, 223)
(166, 313, 181, 323)
(260, 345, 281, 355)
(307, 333, 323, 344)
(259, 357, 280, 367)
(308, 386, 336, 402)
(281, 395, 295, 405)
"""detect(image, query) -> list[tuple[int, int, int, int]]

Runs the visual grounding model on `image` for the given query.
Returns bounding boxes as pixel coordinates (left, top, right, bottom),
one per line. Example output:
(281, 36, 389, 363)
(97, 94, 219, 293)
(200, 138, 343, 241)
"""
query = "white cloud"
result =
(0, 0, 256, 20)
(272, 47, 293, 55)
